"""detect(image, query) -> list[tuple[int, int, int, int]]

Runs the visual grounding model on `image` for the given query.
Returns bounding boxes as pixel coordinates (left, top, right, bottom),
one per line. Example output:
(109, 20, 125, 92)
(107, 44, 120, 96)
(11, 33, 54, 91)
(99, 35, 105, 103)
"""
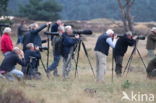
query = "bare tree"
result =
(116, 0, 135, 32)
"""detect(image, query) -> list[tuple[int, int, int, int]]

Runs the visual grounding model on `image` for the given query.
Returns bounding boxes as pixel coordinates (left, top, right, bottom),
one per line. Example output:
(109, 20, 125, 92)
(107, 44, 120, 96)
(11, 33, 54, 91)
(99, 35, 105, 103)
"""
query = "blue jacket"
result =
(94, 34, 110, 55)
(62, 33, 78, 58)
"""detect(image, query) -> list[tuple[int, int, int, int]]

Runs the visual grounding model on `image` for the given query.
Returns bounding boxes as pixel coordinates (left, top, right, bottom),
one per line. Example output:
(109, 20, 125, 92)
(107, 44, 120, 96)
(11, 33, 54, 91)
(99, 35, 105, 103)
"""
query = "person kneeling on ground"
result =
(0, 47, 26, 80)
(23, 43, 41, 79)
(146, 56, 156, 79)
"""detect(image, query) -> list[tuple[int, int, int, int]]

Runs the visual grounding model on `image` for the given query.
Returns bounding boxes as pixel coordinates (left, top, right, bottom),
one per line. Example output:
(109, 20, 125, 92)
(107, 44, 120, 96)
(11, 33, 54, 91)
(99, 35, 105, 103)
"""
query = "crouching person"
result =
(0, 47, 26, 81)
(146, 57, 156, 79)
(23, 43, 41, 79)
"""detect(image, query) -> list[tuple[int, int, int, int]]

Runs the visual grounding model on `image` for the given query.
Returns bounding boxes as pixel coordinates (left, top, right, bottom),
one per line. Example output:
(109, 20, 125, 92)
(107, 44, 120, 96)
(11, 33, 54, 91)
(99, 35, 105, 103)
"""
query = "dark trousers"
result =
(47, 55, 61, 73)
(114, 56, 123, 75)
(16, 35, 24, 44)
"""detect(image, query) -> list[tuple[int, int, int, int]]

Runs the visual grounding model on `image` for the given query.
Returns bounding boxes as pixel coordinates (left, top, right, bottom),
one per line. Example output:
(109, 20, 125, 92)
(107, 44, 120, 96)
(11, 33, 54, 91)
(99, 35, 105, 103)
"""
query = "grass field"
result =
(0, 33, 156, 103)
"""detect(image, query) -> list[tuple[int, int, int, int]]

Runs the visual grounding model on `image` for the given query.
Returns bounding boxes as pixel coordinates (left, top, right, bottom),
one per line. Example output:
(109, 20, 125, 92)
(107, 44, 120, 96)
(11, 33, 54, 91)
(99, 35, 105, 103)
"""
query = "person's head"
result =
(56, 20, 62, 25)
(151, 27, 156, 34)
(21, 20, 25, 25)
(29, 23, 38, 30)
(126, 31, 133, 39)
(26, 43, 35, 51)
(13, 47, 22, 55)
(65, 25, 73, 35)
(58, 25, 65, 34)
(3, 27, 12, 35)
(106, 29, 114, 37)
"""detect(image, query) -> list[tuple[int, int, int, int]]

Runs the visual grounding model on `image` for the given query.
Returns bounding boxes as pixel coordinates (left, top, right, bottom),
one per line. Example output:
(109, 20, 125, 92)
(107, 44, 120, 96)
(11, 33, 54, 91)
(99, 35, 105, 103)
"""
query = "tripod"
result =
(26, 56, 47, 77)
(66, 39, 95, 79)
(123, 40, 147, 76)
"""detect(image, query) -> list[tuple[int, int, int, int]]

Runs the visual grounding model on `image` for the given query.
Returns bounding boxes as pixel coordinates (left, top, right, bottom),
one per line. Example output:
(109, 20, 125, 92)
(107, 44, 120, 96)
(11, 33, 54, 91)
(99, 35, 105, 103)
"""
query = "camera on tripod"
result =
(39, 47, 48, 51)
(136, 36, 145, 40)
(44, 30, 93, 36)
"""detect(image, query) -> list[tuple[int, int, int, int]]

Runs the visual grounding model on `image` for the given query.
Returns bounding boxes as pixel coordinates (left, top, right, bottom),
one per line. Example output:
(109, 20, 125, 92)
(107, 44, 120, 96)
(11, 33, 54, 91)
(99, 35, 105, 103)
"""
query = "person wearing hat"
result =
(0, 27, 13, 56)
(114, 31, 136, 76)
(94, 29, 117, 82)
(146, 27, 156, 57)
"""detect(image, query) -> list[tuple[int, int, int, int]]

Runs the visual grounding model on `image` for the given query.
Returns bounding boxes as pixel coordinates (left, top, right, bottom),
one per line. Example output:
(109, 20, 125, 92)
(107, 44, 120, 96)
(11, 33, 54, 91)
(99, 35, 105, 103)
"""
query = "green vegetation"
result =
(18, 0, 62, 21)
(0, 0, 9, 16)
(7, 0, 156, 21)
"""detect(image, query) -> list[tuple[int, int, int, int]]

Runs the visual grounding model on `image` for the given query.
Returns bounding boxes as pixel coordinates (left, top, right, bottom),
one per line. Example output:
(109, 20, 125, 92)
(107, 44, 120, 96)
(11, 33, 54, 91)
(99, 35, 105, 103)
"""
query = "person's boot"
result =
(53, 69, 59, 77)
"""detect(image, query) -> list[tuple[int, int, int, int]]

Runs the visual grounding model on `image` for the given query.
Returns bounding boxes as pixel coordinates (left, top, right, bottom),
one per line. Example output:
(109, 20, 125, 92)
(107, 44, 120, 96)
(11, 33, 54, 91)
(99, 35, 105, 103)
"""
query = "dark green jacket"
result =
(146, 33, 156, 50)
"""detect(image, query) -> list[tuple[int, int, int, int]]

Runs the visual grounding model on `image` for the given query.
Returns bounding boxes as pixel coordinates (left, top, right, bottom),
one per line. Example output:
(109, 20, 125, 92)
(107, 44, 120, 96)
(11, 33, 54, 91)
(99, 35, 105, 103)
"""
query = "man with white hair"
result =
(114, 31, 136, 76)
(146, 27, 156, 57)
(0, 47, 26, 80)
(94, 29, 117, 82)
(61, 25, 79, 79)
(0, 27, 13, 56)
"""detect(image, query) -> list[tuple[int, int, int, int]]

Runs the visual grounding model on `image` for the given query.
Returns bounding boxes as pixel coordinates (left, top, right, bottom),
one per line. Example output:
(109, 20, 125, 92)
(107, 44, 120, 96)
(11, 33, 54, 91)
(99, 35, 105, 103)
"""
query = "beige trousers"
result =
(95, 51, 107, 82)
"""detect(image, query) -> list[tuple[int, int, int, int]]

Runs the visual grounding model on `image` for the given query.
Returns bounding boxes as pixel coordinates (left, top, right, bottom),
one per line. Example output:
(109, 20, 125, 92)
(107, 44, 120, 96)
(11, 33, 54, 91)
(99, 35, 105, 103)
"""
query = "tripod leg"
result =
(81, 41, 95, 78)
(136, 48, 147, 70)
(112, 49, 114, 82)
(75, 41, 81, 78)
(125, 54, 134, 77)
(40, 59, 48, 74)
(123, 47, 136, 75)
(47, 36, 50, 68)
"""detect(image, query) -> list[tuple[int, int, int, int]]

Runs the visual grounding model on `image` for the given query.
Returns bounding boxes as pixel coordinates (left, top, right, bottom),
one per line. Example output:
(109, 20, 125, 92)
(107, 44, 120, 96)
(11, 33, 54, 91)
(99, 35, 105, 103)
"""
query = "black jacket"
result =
(114, 35, 136, 56)
(17, 24, 27, 36)
(94, 34, 110, 55)
(51, 23, 59, 32)
(51, 23, 59, 40)
(0, 52, 26, 72)
(52, 35, 63, 56)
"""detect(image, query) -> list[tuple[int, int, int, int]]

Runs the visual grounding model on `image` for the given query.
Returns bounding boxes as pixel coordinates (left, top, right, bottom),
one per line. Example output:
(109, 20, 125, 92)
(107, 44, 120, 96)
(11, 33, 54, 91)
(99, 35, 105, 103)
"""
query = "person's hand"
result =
(113, 34, 118, 39)
(75, 35, 80, 39)
(19, 50, 24, 59)
(35, 46, 40, 51)
(133, 36, 138, 40)
(46, 22, 52, 26)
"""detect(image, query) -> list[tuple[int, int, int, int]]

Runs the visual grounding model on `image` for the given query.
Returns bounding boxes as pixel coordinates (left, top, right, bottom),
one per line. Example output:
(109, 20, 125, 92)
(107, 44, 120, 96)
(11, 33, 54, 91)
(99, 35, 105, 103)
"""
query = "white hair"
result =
(58, 25, 65, 32)
(106, 29, 114, 35)
(13, 47, 20, 52)
(126, 31, 133, 36)
(65, 25, 72, 32)
(151, 27, 156, 31)
(3, 27, 12, 34)
(26, 43, 34, 49)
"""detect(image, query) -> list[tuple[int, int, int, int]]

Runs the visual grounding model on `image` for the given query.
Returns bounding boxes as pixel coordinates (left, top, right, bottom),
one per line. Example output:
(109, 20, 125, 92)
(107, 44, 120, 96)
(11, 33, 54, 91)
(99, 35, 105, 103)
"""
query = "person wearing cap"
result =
(0, 47, 26, 80)
(146, 27, 156, 57)
(114, 31, 136, 76)
(94, 29, 117, 82)
(0, 27, 13, 56)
